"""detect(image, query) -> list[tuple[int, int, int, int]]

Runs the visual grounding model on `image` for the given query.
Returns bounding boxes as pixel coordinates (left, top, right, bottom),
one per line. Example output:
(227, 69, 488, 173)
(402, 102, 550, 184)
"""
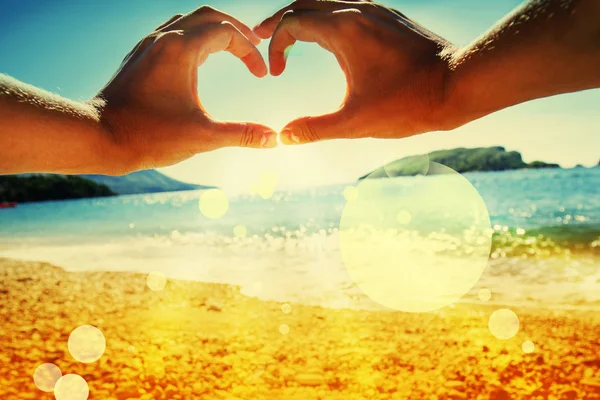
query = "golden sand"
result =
(1, 258, 599, 399)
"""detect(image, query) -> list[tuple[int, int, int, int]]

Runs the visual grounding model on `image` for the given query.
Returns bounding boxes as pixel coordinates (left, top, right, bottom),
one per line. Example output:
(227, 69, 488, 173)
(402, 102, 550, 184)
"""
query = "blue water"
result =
(0, 167, 599, 310)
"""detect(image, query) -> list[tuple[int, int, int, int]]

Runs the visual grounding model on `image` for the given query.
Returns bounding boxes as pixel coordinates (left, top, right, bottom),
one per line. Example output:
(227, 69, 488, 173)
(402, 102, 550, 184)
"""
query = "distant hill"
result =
(361, 147, 560, 179)
(80, 170, 213, 195)
(8, 170, 213, 202)
(0, 175, 115, 203)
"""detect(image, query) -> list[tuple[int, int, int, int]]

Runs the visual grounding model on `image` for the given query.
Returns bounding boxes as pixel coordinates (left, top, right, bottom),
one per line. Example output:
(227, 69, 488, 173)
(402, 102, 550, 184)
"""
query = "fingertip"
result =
(269, 59, 286, 76)
(254, 66, 268, 78)
(252, 24, 272, 39)
(241, 51, 268, 78)
(249, 34, 262, 46)
(250, 58, 268, 78)
(280, 128, 301, 145)
(260, 131, 278, 148)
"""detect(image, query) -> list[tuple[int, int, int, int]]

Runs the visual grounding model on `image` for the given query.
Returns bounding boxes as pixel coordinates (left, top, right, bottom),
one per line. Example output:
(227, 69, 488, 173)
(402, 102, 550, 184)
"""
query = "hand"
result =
(95, 7, 277, 172)
(254, 0, 457, 145)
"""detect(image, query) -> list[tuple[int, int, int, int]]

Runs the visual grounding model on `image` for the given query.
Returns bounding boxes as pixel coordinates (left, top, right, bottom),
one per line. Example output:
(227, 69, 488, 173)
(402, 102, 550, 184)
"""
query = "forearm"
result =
(444, 0, 600, 128)
(0, 74, 123, 175)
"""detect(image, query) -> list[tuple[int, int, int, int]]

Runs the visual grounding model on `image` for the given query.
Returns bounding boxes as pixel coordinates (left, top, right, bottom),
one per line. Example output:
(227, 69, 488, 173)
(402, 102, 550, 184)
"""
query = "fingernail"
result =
(260, 132, 276, 148)
(281, 129, 300, 144)
(260, 134, 268, 148)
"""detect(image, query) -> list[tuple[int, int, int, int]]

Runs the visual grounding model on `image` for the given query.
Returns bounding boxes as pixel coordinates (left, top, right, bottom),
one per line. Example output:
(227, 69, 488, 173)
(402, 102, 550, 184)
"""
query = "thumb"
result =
(280, 109, 356, 145)
(206, 120, 278, 149)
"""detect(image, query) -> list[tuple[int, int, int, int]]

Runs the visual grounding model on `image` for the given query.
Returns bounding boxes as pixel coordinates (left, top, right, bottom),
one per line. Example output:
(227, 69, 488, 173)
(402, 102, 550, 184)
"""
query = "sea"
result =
(1, 167, 598, 312)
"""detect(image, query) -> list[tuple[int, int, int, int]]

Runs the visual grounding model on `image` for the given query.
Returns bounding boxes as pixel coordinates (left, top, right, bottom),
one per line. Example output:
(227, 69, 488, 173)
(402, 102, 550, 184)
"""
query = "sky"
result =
(1, 0, 599, 190)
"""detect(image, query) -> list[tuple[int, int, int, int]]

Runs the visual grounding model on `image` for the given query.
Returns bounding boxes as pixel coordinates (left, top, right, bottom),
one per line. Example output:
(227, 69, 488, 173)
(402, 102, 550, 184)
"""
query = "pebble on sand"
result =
(295, 373, 324, 387)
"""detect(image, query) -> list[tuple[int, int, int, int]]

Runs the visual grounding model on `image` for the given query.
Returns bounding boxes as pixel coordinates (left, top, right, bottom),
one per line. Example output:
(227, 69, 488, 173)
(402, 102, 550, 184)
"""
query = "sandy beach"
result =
(1, 257, 599, 400)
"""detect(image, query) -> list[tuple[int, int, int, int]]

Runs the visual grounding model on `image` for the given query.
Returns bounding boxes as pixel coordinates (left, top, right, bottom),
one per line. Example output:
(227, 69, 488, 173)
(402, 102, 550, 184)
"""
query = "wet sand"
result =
(1, 257, 599, 399)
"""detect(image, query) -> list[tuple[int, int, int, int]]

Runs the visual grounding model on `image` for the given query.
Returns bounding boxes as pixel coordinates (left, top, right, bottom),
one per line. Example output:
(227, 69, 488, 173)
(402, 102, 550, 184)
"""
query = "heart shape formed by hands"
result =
(253, 0, 453, 145)
(95, 2, 453, 174)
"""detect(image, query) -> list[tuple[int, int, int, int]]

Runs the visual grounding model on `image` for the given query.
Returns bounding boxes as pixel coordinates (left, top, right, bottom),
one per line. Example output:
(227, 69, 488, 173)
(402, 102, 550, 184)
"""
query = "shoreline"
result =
(1, 257, 599, 399)
(1, 247, 599, 314)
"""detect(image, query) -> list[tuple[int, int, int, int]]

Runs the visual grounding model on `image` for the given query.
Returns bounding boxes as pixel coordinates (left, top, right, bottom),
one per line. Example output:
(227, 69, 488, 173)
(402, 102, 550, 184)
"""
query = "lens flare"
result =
(279, 324, 290, 335)
(382, 154, 430, 178)
(259, 185, 274, 200)
(339, 161, 492, 312)
(68, 325, 106, 363)
(258, 170, 279, 200)
(147, 271, 167, 291)
(33, 363, 62, 392)
(54, 374, 89, 400)
(478, 288, 492, 302)
(199, 189, 229, 219)
(489, 309, 520, 340)
(522, 340, 535, 353)
(343, 186, 358, 202)
(284, 44, 294, 60)
(234, 225, 248, 238)
(281, 303, 292, 314)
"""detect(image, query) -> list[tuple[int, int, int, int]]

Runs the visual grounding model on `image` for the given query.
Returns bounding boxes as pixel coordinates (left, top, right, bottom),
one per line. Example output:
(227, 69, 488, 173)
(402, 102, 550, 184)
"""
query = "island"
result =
(79, 169, 214, 195)
(0, 175, 116, 203)
(1, 170, 214, 204)
(360, 147, 561, 179)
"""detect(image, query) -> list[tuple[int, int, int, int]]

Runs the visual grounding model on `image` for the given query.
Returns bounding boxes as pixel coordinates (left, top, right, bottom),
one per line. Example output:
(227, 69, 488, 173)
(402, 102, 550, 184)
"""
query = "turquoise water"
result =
(0, 167, 598, 310)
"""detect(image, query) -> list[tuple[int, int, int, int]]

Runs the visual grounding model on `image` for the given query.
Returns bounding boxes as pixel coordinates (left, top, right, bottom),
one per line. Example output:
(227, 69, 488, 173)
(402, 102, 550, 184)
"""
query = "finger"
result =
(121, 13, 185, 65)
(141, 24, 266, 110)
(166, 5, 261, 45)
(155, 13, 184, 31)
(280, 108, 357, 144)
(254, 0, 370, 39)
(269, 10, 345, 76)
(196, 22, 267, 77)
(201, 119, 278, 149)
(153, 23, 267, 77)
(255, 0, 333, 39)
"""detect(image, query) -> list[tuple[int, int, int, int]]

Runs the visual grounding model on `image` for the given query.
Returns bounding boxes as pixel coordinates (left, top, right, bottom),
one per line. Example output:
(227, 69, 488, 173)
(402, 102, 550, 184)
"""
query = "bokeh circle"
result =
(279, 324, 290, 335)
(33, 363, 62, 392)
(199, 189, 229, 219)
(68, 325, 106, 363)
(489, 309, 520, 340)
(478, 288, 492, 302)
(233, 225, 247, 238)
(54, 374, 89, 400)
(147, 271, 167, 291)
(281, 303, 292, 314)
(522, 340, 535, 353)
(339, 161, 492, 312)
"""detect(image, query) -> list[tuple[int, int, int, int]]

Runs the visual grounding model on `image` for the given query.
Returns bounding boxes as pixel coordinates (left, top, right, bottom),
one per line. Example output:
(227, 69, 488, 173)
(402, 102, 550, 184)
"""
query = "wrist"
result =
(419, 49, 472, 133)
(428, 49, 490, 133)
(88, 98, 141, 176)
